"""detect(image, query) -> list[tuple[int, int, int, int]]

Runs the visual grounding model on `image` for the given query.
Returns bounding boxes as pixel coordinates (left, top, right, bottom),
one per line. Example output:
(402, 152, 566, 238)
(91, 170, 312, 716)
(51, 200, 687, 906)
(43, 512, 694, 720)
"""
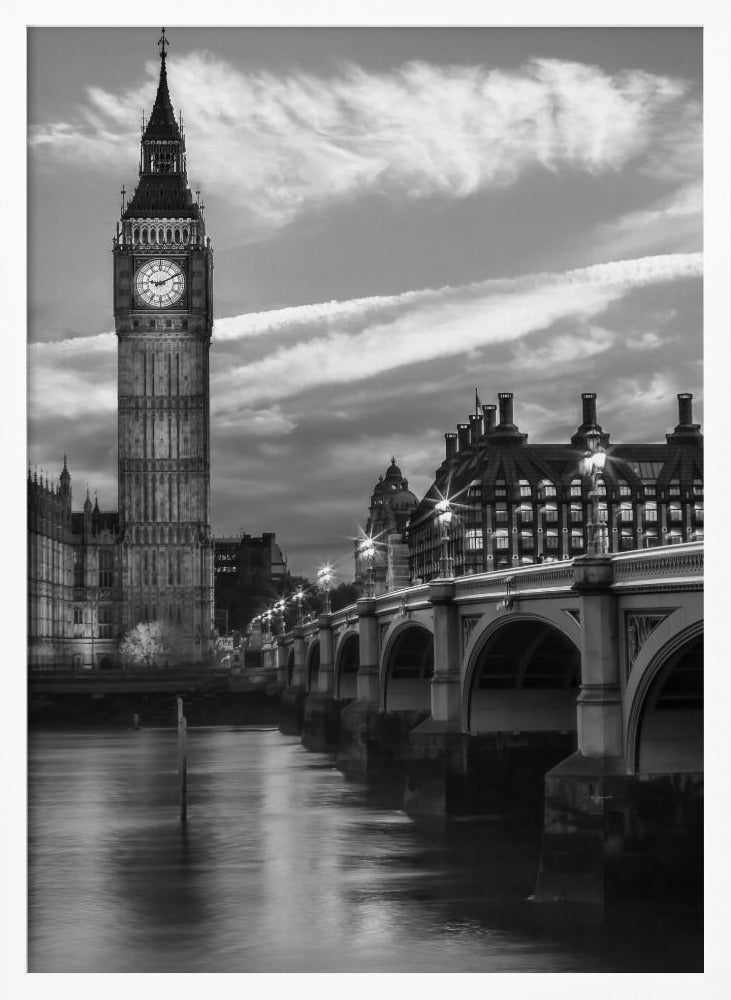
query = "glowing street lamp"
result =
(358, 538, 376, 597)
(317, 563, 334, 614)
(579, 432, 608, 555)
(435, 497, 454, 577)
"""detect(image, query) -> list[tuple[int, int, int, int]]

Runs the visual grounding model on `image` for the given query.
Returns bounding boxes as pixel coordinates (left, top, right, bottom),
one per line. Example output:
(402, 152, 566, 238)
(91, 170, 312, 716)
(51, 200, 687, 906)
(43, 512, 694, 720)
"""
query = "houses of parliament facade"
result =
(28, 34, 215, 668)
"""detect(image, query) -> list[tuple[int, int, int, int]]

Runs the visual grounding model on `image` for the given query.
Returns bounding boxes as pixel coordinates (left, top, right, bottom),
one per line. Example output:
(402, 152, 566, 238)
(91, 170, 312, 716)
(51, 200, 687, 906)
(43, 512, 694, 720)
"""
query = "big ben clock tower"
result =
(113, 30, 213, 658)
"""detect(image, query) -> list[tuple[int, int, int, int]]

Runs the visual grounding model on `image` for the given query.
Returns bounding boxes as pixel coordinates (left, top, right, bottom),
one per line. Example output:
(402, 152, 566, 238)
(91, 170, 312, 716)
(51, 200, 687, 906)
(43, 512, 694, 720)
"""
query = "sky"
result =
(26, 26, 704, 578)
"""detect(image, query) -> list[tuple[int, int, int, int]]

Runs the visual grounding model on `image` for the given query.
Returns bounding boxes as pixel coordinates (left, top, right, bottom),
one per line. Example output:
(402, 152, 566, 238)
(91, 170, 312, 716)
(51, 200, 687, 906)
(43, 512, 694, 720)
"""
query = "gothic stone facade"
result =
(28, 464, 121, 669)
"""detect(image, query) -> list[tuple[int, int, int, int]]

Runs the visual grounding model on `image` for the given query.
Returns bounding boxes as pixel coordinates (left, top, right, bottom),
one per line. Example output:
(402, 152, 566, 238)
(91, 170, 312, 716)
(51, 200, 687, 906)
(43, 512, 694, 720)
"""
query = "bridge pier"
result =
(531, 553, 704, 906)
(302, 614, 343, 751)
(535, 756, 703, 906)
(279, 628, 307, 735)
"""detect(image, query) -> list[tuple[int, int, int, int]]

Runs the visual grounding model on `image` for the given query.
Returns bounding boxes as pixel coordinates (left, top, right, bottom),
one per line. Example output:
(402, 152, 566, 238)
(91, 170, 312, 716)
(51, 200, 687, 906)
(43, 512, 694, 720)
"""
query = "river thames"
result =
(28, 726, 702, 973)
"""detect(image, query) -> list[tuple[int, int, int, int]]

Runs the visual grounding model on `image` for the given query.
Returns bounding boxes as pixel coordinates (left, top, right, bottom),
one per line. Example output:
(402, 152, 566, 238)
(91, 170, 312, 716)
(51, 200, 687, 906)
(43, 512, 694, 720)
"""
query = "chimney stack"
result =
(482, 404, 496, 434)
(445, 432, 457, 461)
(497, 392, 514, 428)
(581, 392, 598, 427)
(469, 413, 483, 442)
(457, 423, 470, 451)
(677, 392, 693, 426)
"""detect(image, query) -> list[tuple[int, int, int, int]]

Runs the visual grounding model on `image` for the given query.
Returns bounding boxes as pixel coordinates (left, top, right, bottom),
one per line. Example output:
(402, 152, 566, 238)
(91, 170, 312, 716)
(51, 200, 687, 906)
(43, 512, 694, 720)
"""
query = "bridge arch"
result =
(626, 621, 703, 775)
(462, 613, 581, 734)
(334, 630, 359, 700)
(306, 639, 320, 693)
(380, 621, 434, 713)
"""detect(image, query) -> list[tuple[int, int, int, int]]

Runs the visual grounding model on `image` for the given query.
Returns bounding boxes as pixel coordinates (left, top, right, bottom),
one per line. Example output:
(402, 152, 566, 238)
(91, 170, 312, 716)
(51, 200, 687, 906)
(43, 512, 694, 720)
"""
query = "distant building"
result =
(28, 461, 121, 669)
(355, 458, 419, 594)
(409, 392, 703, 582)
(214, 533, 289, 632)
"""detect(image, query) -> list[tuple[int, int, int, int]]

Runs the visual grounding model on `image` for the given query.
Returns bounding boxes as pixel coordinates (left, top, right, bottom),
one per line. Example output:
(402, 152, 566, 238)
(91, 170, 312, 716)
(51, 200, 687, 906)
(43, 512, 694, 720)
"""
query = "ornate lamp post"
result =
(263, 609, 273, 642)
(579, 432, 608, 555)
(435, 497, 454, 577)
(358, 539, 376, 598)
(294, 589, 305, 626)
(317, 564, 333, 614)
(273, 599, 286, 635)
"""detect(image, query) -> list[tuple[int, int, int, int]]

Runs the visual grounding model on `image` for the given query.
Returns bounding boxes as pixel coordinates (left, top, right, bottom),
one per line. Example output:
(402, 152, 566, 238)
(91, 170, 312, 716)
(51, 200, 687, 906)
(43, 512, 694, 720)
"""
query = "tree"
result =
(119, 621, 184, 668)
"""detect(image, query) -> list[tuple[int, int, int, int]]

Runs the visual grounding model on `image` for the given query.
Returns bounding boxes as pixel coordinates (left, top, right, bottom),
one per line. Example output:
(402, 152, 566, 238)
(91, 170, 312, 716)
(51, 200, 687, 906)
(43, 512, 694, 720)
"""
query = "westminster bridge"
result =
(263, 543, 703, 904)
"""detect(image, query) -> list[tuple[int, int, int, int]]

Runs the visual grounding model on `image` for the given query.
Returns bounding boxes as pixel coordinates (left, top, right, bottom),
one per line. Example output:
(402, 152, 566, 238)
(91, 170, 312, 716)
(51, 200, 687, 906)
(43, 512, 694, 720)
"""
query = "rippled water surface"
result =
(28, 727, 702, 972)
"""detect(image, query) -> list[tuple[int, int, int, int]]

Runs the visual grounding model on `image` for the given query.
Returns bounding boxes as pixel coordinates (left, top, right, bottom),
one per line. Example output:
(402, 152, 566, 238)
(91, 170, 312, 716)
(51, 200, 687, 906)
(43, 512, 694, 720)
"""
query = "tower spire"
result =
(158, 27, 169, 64)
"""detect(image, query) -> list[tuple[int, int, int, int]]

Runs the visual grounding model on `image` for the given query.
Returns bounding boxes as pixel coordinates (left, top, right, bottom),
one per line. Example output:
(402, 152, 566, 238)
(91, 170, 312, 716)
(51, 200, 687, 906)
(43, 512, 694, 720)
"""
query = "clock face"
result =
(135, 258, 186, 308)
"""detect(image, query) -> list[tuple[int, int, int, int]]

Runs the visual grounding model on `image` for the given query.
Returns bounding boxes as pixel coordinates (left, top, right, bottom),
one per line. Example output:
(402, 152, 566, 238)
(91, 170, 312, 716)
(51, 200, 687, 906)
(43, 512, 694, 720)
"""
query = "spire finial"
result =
(158, 27, 169, 63)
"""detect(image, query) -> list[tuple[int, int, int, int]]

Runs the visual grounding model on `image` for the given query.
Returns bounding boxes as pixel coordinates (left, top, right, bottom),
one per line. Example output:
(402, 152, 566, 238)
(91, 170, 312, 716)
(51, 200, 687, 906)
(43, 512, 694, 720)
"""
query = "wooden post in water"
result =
(177, 696, 187, 822)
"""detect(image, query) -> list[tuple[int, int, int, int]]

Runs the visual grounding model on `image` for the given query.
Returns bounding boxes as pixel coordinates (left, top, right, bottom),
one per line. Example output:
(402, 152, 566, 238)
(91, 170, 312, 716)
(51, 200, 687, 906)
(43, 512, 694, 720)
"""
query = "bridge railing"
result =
(268, 543, 703, 648)
(611, 541, 703, 588)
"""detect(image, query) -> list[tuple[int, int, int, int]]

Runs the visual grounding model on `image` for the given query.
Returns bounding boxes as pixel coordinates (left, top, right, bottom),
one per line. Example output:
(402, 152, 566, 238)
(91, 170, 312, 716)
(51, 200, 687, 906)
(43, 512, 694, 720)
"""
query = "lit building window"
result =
(693, 503, 703, 523)
(545, 530, 559, 550)
(668, 482, 681, 496)
(571, 529, 584, 549)
(643, 531, 659, 548)
(520, 530, 534, 550)
(619, 528, 635, 551)
(570, 504, 583, 524)
(668, 503, 683, 523)
(494, 504, 508, 526)
(465, 528, 484, 550)
(693, 480, 703, 498)
(519, 480, 532, 498)
(666, 530, 683, 545)
(519, 504, 533, 524)
(543, 504, 558, 524)
(493, 530, 509, 551)
(570, 479, 582, 498)
(619, 484, 632, 497)
(619, 503, 633, 523)
(644, 502, 657, 522)
(539, 480, 556, 499)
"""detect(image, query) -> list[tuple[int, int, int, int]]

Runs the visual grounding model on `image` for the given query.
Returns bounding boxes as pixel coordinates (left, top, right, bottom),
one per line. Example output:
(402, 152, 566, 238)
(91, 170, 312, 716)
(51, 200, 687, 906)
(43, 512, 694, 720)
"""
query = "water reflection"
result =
(28, 728, 702, 973)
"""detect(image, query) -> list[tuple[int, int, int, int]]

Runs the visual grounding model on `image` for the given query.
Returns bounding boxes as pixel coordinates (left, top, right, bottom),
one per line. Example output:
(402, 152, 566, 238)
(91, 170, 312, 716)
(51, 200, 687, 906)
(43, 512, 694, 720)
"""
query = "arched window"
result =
(166, 228, 173, 242)
(150, 228, 156, 243)
(158, 228, 164, 243)
(182, 227, 189, 242)
(174, 228, 181, 242)
(134, 227, 140, 242)
(141, 228, 148, 244)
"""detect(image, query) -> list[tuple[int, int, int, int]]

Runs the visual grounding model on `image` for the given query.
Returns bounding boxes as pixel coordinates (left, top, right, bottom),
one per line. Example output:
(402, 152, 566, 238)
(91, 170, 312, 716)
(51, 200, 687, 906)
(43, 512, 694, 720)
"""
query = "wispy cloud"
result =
(30, 54, 701, 233)
(29, 252, 701, 431)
